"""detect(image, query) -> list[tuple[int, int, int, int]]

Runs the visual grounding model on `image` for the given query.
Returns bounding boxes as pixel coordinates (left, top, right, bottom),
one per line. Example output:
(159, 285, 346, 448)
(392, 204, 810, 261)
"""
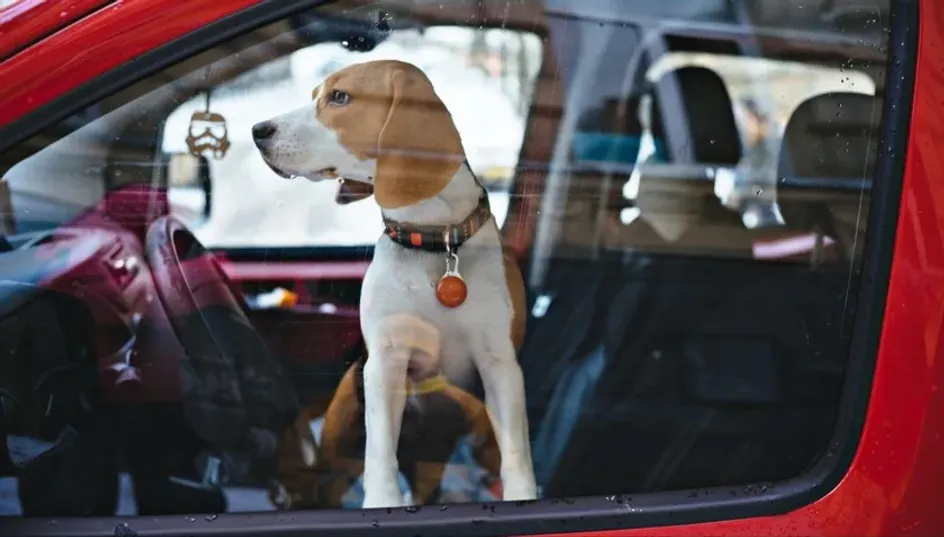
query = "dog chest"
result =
(360, 234, 513, 363)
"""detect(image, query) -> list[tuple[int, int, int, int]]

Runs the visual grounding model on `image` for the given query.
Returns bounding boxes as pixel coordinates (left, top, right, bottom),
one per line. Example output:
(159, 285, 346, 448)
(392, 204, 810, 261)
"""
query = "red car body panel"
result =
(0, 0, 115, 60)
(1, 0, 942, 536)
(0, 0, 260, 124)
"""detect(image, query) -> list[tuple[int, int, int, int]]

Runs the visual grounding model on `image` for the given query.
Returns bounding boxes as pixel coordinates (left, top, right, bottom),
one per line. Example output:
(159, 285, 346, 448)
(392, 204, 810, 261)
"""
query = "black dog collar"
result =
(382, 192, 492, 253)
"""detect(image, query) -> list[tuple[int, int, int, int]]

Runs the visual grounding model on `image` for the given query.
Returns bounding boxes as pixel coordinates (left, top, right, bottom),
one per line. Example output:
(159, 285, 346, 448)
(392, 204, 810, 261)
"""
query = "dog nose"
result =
(252, 121, 277, 142)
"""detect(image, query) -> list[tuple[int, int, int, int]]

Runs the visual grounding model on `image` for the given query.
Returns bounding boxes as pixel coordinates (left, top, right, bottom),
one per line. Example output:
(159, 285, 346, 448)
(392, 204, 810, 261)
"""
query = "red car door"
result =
(0, 0, 941, 536)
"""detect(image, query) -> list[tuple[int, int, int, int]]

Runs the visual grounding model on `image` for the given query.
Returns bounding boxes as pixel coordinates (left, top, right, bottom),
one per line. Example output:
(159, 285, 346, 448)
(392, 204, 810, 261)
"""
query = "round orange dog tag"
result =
(439, 235, 467, 308)
(436, 273, 467, 308)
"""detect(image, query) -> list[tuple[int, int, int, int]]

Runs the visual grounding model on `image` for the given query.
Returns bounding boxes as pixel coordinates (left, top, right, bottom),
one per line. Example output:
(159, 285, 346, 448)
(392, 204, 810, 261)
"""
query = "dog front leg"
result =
(361, 340, 411, 509)
(472, 335, 537, 501)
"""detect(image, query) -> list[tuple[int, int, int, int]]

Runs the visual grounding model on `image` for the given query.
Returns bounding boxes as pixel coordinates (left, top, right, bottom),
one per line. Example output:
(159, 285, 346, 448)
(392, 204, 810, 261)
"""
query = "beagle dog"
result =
(252, 60, 536, 508)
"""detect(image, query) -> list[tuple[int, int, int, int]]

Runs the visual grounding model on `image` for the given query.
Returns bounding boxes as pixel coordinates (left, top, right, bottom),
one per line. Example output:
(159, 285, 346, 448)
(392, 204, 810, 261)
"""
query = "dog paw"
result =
(362, 483, 407, 509)
(501, 473, 538, 502)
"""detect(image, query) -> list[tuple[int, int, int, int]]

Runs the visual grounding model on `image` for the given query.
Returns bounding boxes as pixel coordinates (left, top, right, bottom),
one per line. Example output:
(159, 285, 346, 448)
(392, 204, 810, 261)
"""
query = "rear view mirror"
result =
(288, 9, 418, 52)
(163, 152, 212, 228)
(0, 178, 15, 236)
(167, 152, 202, 188)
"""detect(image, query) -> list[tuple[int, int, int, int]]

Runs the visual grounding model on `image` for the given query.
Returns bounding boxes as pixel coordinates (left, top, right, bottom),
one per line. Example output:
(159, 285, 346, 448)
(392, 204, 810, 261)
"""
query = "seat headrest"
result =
(626, 66, 748, 251)
(776, 91, 880, 262)
(650, 66, 742, 166)
(778, 92, 878, 182)
(0, 178, 14, 235)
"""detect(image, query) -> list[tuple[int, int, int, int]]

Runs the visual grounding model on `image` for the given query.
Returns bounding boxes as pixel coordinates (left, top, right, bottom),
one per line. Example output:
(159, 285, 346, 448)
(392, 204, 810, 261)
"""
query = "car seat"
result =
(0, 286, 112, 516)
(777, 91, 880, 264)
(527, 66, 749, 488)
(518, 90, 647, 440)
(541, 70, 866, 497)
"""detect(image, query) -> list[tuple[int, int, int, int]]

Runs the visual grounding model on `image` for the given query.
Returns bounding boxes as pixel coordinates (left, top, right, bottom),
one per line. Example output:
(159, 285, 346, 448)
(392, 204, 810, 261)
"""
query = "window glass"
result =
(0, 0, 891, 521)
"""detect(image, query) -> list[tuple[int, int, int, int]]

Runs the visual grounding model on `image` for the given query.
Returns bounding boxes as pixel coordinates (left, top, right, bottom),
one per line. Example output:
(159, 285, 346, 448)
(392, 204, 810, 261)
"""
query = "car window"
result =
(0, 0, 896, 531)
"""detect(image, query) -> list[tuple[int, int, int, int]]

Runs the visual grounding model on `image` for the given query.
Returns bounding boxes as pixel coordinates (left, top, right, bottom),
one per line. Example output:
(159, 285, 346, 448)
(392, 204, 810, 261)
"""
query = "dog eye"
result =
(328, 90, 350, 106)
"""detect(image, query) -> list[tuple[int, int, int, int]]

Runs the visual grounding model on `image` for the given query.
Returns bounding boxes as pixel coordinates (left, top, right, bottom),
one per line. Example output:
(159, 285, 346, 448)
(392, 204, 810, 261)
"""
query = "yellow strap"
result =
(407, 374, 448, 396)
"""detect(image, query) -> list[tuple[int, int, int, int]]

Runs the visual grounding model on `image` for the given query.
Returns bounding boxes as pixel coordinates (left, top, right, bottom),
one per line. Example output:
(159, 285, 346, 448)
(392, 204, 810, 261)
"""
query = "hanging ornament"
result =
(186, 81, 230, 160)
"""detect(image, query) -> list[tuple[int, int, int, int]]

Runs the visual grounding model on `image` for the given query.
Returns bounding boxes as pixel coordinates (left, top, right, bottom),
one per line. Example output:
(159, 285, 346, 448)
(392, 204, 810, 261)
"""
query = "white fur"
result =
(359, 165, 536, 508)
(259, 101, 378, 183)
(257, 99, 537, 510)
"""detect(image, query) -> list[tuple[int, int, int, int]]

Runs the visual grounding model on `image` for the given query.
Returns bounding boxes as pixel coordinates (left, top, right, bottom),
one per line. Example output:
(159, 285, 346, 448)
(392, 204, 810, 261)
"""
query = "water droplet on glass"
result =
(205, 514, 218, 522)
(754, 188, 763, 196)
(114, 523, 137, 537)
(372, 520, 380, 528)
(405, 506, 419, 513)
(606, 494, 632, 506)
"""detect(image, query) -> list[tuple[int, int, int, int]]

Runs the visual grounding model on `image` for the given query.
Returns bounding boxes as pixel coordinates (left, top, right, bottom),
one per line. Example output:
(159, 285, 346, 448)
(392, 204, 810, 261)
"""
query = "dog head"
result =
(252, 60, 464, 209)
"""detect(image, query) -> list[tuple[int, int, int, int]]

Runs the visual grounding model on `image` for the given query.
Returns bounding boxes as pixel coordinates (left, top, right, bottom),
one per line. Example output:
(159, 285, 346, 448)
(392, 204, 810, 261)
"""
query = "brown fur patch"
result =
(317, 364, 360, 464)
(313, 60, 464, 209)
(275, 360, 501, 508)
(501, 239, 527, 351)
(271, 394, 335, 509)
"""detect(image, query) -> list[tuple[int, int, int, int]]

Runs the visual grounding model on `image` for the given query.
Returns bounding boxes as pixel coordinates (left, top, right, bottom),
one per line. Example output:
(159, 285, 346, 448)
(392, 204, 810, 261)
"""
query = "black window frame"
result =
(0, 0, 919, 535)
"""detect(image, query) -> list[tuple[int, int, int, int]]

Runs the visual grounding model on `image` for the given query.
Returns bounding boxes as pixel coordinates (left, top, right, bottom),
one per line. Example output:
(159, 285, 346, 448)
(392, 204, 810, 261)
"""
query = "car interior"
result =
(0, 0, 888, 517)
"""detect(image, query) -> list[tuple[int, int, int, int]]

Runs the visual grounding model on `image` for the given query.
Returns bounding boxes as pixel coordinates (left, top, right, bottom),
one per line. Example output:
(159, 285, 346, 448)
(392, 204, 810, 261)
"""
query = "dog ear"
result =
(374, 66, 464, 209)
(334, 179, 374, 205)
